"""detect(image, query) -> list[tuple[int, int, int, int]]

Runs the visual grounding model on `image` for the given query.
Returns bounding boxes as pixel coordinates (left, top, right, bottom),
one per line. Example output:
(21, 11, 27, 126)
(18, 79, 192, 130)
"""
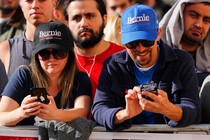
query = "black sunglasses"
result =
(37, 49, 68, 61)
(125, 40, 155, 49)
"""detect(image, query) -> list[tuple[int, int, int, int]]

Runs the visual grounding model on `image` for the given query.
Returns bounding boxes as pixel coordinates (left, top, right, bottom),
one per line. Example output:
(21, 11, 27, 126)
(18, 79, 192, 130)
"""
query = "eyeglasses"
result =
(37, 49, 68, 61)
(125, 40, 155, 49)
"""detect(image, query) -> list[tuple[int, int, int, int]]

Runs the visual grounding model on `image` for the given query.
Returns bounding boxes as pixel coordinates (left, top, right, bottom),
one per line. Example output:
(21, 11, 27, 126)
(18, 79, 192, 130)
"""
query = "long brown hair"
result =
(28, 48, 77, 108)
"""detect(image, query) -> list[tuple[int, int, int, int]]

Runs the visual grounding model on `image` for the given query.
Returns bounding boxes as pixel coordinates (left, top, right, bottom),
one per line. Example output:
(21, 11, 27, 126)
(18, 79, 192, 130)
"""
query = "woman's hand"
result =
(19, 95, 41, 119)
(37, 95, 59, 120)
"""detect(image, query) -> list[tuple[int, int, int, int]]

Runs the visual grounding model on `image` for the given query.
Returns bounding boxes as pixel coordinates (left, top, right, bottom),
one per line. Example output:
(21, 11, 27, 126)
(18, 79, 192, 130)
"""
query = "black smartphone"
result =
(140, 82, 158, 101)
(30, 88, 49, 104)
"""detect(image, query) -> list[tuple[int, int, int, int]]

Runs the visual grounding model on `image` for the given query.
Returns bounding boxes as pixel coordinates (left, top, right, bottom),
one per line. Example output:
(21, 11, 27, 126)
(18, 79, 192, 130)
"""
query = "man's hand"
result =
(139, 89, 183, 122)
(114, 86, 143, 124)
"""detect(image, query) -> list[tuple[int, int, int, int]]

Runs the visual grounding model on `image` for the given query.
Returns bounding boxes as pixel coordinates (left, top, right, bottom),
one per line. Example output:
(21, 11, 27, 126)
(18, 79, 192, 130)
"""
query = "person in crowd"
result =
(0, 0, 55, 95)
(159, 0, 210, 87)
(0, 0, 25, 42)
(154, 0, 171, 21)
(103, 0, 135, 46)
(52, 0, 68, 26)
(65, 0, 124, 99)
(0, 21, 92, 126)
(104, 0, 135, 16)
(136, 0, 156, 7)
(136, 0, 171, 21)
(92, 4, 200, 131)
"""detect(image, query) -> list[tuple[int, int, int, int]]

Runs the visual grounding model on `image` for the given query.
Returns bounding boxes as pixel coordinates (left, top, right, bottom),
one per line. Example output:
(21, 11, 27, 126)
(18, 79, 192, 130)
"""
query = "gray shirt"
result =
(0, 32, 32, 94)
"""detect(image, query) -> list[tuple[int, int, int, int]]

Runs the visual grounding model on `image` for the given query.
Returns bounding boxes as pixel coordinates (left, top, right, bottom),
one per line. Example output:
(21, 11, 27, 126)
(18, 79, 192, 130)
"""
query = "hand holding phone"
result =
(30, 88, 49, 104)
(140, 82, 158, 101)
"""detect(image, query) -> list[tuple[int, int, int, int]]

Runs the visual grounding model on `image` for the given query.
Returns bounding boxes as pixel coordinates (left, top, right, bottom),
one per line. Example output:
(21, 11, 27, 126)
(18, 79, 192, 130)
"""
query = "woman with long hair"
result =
(0, 21, 92, 126)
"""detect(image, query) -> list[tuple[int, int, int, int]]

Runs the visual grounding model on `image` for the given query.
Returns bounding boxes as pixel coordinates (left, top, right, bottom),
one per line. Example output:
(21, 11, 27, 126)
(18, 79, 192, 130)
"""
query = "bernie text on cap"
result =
(127, 14, 150, 25)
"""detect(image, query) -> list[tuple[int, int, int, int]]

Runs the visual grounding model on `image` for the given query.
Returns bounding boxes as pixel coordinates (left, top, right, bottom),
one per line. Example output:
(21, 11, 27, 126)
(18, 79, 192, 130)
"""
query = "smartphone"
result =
(30, 88, 49, 104)
(140, 82, 158, 101)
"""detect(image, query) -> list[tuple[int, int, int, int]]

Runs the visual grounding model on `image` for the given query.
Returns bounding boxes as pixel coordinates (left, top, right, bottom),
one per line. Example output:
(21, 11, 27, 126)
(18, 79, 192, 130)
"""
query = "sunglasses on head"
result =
(125, 40, 155, 49)
(37, 49, 68, 61)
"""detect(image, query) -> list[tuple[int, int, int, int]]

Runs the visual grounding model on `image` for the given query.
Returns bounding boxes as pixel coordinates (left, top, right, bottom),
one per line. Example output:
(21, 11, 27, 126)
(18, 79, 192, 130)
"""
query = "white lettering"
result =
(127, 14, 150, 24)
(39, 30, 62, 38)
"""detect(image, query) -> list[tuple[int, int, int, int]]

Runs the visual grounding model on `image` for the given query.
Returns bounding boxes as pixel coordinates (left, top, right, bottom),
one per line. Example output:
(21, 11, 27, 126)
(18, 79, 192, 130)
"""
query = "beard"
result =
(181, 33, 202, 46)
(133, 49, 152, 67)
(0, 7, 16, 15)
(73, 23, 105, 49)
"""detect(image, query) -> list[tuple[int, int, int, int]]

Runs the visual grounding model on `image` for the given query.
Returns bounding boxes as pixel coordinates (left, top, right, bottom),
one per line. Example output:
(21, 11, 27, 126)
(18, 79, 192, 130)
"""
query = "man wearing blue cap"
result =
(92, 4, 201, 131)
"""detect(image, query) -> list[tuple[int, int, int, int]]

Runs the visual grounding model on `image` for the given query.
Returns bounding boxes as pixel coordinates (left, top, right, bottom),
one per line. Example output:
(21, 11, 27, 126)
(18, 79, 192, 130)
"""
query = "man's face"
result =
(182, 3, 210, 44)
(127, 41, 158, 68)
(0, 0, 19, 14)
(126, 29, 162, 68)
(67, 0, 105, 49)
(19, 0, 55, 26)
(106, 0, 134, 16)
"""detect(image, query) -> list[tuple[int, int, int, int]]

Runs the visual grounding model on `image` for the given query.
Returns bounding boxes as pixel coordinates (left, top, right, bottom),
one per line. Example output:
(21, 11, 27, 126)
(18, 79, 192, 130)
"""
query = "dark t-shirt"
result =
(2, 67, 92, 125)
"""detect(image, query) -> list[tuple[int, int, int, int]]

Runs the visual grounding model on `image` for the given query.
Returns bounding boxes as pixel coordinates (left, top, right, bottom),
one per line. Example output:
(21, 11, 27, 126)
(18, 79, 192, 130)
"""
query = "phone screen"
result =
(140, 83, 158, 101)
(30, 88, 49, 104)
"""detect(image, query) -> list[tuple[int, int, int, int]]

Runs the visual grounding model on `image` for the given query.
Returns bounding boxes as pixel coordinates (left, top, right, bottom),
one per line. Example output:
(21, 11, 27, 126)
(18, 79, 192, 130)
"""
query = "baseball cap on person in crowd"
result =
(33, 21, 74, 55)
(120, 4, 159, 45)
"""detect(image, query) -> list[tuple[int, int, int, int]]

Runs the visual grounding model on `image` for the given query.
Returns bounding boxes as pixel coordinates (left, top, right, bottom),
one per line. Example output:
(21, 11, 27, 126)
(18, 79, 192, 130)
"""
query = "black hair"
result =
(64, 0, 107, 20)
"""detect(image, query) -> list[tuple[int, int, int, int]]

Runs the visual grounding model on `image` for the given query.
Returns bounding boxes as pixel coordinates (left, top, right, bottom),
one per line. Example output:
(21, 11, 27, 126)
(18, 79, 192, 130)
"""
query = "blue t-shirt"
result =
(132, 57, 160, 124)
(2, 67, 92, 125)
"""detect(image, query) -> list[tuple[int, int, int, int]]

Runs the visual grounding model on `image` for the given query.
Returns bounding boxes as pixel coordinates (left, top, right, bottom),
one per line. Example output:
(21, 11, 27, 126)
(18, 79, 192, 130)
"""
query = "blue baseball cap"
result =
(121, 4, 159, 45)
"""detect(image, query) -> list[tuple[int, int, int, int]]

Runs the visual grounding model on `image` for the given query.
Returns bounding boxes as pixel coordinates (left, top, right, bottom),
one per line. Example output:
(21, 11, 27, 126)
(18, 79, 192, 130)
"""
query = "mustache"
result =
(78, 27, 93, 34)
(191, 28, 202, 33)
(133, 49, 151, 55)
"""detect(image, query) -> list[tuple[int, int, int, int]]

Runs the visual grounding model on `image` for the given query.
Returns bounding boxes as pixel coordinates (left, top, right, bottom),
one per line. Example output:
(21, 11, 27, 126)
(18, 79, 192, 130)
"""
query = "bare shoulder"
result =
(0, 40, 10, 62)
(0, 40, 10, 52)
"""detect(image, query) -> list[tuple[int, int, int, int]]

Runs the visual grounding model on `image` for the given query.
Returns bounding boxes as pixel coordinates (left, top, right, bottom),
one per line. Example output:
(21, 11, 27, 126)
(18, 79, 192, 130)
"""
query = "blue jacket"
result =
(92, 40, 201, 131)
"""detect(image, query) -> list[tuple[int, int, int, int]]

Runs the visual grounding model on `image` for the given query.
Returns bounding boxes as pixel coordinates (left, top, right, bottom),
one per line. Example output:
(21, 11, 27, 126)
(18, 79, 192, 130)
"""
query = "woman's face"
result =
(37, 49, 68, 76)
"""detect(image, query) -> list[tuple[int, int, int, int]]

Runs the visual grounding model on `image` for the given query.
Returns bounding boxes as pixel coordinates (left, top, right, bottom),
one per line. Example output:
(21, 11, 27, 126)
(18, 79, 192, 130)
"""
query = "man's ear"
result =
(53, 0, 57, 9)
(103, 14, 107, 26)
